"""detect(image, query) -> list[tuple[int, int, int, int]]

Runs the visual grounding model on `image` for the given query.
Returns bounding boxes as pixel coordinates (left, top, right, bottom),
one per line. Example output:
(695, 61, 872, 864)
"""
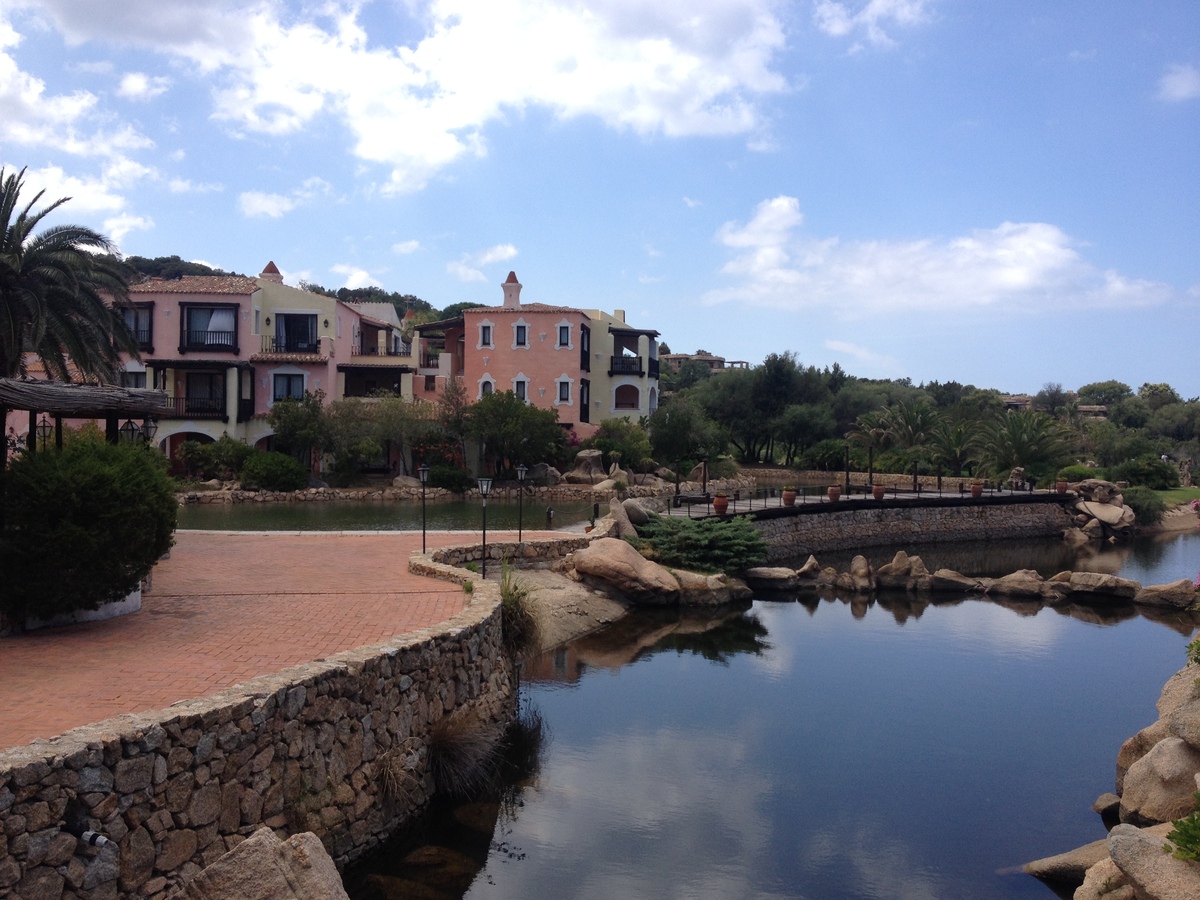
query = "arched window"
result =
(614, 384, 639, 410)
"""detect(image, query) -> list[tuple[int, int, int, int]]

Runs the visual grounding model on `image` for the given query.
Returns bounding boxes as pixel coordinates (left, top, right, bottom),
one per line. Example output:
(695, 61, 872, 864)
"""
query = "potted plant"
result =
(712, 492, 729, 516)
(827, 485, 841, 502)
(782, 486, 797, 507)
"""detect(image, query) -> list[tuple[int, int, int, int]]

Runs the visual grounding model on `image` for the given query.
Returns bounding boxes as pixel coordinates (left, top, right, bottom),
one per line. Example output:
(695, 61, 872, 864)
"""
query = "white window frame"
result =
(555, 375, 574, 407)
(477, 319, 495, 350)
(269, 365, 308, 406)
(511, 317, 530, 350)
(555, 320, 573, 349)
(512, 373, 530, 402)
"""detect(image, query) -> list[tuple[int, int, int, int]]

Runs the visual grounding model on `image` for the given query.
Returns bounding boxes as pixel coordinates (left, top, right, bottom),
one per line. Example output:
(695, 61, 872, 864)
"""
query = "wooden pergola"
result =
(1, 377, 172, 453)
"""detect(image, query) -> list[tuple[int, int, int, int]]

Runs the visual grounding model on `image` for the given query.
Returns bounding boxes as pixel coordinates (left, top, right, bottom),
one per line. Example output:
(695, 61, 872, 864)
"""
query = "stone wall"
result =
(422, 534, 597, 572)
(752, 497, 1074, 561)
(0, 572, 512, 899)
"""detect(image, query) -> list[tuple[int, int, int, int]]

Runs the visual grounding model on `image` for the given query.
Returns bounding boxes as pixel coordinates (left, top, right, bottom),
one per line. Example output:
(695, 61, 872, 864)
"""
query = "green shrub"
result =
(177, 434, 254, 480)
(1104, 456, 1180, 490)
(429, 464, 476, 493)
(1165, 793, 1200, 861)
(500, 561, 540, 656)
(633, 515, 767, 574)
(1057, 464, 1098, 482)
(2, 438, 177, 625)
(240, 451, 309, 492)
(802, 438, 848, 471)
(1122, 485, 1167, 526)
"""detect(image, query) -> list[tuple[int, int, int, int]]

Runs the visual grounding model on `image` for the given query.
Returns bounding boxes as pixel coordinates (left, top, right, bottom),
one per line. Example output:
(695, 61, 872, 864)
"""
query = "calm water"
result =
(346, 531, 1200, 900)
(176, 497, 596, 532)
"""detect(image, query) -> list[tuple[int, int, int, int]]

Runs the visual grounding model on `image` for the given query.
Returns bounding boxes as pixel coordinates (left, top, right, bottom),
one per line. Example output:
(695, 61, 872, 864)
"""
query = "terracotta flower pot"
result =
(782, 489, 797, 507)
(872, 484, 886, 500)
(827, 485, 841, 502)
(1055, 480, 1068, 494)
(712, 495, 729, 516)
(970, 483, 983, 498)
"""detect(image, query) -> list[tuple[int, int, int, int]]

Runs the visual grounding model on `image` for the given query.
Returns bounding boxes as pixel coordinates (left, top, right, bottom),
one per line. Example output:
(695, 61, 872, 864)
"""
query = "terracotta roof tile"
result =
(130, 275, 258, 295)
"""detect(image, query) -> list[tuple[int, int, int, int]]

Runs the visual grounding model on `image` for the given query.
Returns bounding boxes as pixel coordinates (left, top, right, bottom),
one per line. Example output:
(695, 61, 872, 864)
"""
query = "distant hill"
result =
(125, 255, 244, 280)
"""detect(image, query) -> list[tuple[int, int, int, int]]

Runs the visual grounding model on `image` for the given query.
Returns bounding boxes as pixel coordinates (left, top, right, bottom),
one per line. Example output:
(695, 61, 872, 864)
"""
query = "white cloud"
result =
(238, 191, 296, 218)
(0, 18, 152, 158)
(683, 196, 702, 208)
(476, 243, 518, 265)
(167, 178, 222, 193)
(116, 71, 171, 100)
(824, 339, 899, 372)
(447, 242, 519, 281)
(446, 259, 486, 282)
(237, 176, 330, 218)
(704, 195, 1175, 315)
(813, 0, 929, 48)
(102, 212, 153, 245)
(331, 263, 381, 290)
(392, 239, 421, 254)
(22, 0, 788, 192)
(1157, 63, 1200, 102)
(15, 164, 127, 213)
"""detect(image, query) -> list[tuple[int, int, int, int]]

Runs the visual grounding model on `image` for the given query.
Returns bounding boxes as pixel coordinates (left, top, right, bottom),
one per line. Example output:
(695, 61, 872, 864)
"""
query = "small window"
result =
(558, 381, 570, 402)
(558, 325, 569, 347)
(424, 375, 436, 391)
(273, 374, 304, 401)
(480, 324, 493, 347)
(119, 370, 147, 389)
(481, 381, 494, 395)
(515, 380, 527, 401)
(515, 324, 527, 347)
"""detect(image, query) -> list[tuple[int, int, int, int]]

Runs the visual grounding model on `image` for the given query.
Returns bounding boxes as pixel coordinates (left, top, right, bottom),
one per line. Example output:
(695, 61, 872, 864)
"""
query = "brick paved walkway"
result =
(0, 530, 552, 749)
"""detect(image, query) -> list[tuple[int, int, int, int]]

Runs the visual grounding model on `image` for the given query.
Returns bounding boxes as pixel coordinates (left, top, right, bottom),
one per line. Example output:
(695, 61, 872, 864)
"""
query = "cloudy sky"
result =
(3, 0, 1197, 395)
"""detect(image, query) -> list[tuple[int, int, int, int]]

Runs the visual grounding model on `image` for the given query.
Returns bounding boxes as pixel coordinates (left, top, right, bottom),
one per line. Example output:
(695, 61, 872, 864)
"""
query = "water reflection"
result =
(344, 533, 1200, 900)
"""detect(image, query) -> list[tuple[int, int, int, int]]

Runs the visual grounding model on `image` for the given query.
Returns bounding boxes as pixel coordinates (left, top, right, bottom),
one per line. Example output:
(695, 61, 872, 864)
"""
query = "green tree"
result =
(1033, 382, 1069, 416)
(468, 390, 565, 474)
(325, 397, 382, 483)
(0, 167, 138, 380)
(977, 410, 1070, 483)
(1138, 382, 1183, 411)
(647, 395, 725, 477)
(1077, 380, 1132, 407)
(373, 393, 436, 475)
(437, 375, 471, 464)
(774, 403, 836, 467)
(580, 418, 653, 471)
(929, 419, 979, 476)
(267, 390, 329, 462)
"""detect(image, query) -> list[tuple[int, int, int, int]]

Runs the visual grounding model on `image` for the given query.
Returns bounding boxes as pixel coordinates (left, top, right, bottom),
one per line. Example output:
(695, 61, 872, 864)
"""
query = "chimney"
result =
(613, 309, 626, 323)
(502, 271, 522, 308)
(260, 261, 284, 284)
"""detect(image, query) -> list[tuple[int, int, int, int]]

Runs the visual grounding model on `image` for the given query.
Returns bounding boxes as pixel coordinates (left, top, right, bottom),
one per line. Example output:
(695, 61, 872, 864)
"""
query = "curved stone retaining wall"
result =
(752, 497, 1075, 561)
(0, 576, 512, 899)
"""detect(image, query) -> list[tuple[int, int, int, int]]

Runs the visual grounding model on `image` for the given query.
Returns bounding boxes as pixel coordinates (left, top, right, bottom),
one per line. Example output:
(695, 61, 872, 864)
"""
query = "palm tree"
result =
(930, 419, 979, 477)
(880, 399, 943, 489)
(846, 409, 890, 483)
(0, 167, 136, 380)
(976, 409, 1070, 482)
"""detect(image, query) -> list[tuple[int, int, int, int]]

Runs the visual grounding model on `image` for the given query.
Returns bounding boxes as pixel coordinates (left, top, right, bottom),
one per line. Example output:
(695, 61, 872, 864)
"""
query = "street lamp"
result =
(516, 464, 527, 542)
(418, 463, 429, 553)
(35, 415, 53, 451)
(142, 418, 158, 446)
(478, 476, 493, 578)
(119, 419, 141, 443)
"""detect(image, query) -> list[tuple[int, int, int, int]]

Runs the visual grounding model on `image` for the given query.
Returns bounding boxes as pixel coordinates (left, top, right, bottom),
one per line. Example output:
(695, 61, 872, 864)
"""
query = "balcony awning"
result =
(0, 377, 171, 418)
(608, 325, 660, 338)
(413, 315, 465, 334)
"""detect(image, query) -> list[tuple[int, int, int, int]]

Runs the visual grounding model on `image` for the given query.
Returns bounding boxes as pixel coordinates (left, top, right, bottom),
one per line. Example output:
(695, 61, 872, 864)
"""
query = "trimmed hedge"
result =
(240, 450, 309, 492)
(2, 438, 177, 625)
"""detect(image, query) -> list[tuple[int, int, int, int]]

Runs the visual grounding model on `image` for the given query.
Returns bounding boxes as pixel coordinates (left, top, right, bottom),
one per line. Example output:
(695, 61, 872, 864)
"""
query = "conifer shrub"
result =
(2, 438, 177, 625)
(1056, 464, 1098, 482)
(239, 450, 309, 492)
(1122, 486, 1166, 526)
(632, 515, 767, 574)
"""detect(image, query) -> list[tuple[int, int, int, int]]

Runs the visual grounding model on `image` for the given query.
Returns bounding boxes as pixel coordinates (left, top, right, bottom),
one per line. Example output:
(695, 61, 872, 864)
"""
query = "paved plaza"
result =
(0, 529, 551, 749)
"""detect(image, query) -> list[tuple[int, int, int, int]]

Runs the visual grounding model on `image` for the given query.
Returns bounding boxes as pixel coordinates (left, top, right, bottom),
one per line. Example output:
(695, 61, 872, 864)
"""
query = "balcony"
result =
(419, 352, 441, 369)
(649, 358, 660, 379)
(182, 330, 236, 352)
(353, 341, 411, 357)
(609, 355, 644, 377)
(161, 396, 227, 420)
(260, 335, 321, 354)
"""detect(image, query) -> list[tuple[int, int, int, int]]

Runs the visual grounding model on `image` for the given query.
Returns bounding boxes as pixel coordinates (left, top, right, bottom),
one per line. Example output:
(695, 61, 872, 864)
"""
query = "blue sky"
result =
(3, 0, 1197, 396)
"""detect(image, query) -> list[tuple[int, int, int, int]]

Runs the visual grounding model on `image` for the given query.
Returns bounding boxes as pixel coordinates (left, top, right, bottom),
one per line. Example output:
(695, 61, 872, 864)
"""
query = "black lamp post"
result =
(418, 463, 429, 553)
(142, 418, 158, 447)
(119, 419, 141, 443)
(478, 477, 493, 578)
(516, 463, 527, 542)
(35, 415, 53, 451)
